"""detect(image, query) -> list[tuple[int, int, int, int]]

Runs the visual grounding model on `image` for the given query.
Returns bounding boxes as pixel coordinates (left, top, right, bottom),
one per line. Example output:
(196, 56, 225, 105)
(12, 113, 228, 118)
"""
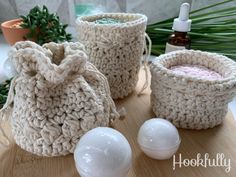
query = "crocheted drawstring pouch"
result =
(0, 41, 123, 156)
(76, 13, 151, 99)
(150, 50, 236, 129)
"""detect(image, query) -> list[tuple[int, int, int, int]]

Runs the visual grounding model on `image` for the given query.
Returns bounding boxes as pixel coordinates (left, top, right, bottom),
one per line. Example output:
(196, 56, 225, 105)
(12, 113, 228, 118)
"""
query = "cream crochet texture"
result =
(76, 13, 147, 99)
(1, 41, 121, 156)
(150, 50, 236, 129)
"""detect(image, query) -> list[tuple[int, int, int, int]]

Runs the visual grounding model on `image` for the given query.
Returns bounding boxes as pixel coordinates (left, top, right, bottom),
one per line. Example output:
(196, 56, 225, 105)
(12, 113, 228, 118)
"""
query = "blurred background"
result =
(1, 0, 236, 26)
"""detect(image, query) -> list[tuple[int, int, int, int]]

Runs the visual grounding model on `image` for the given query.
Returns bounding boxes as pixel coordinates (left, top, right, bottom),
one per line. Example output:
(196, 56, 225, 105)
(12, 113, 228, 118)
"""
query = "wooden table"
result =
(1, 68, 236, 177)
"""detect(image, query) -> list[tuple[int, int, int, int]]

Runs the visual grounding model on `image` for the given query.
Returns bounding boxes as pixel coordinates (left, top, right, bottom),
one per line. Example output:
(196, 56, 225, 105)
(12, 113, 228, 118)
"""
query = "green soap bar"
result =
(94, 18, 123, 24)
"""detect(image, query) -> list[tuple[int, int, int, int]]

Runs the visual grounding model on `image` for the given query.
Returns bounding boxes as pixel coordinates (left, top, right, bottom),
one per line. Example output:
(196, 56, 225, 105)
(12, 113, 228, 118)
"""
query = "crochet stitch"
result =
(150, 50, 236, 129)
(76, 13, 147, 99)
(0, 41, 121, 156)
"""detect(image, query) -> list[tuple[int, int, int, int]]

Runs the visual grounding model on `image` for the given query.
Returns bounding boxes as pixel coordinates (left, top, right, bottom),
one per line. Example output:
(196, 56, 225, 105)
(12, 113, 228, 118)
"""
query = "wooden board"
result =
(1, 68, 236, 177)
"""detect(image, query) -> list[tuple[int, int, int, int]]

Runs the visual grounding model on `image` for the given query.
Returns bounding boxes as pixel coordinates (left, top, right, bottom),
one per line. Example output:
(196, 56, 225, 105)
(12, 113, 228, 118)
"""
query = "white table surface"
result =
(0, 34, 235, 119)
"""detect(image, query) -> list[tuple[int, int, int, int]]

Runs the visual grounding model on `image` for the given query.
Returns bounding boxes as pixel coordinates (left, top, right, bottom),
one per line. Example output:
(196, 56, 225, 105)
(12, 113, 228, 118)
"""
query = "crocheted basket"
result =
(76, 13, 147, 99)
(1, 41, 121, 156)
(150, 50, 236, 129)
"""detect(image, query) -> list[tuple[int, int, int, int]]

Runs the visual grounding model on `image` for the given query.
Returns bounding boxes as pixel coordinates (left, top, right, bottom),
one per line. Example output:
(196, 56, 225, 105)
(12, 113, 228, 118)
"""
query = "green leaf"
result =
(146, 0, 236, 61)
(43, 5, 48, 13)
(20, 23, 29, 28)
(20, 5, 72, 45)
(20, 15, 27, 21)
(190, 0, 234, 15)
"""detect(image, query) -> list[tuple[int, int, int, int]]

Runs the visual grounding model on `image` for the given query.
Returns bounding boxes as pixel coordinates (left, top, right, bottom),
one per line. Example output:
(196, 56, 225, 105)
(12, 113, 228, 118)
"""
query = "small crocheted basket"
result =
(76, 13, 147, 99)
(150, 50, 236, 129)
(0, 41, 122, 156)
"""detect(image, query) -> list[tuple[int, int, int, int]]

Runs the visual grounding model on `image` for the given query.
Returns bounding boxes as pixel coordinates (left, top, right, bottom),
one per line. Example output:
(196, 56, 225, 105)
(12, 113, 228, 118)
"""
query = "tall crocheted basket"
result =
(150, 50, 236, 129)
(76, 13, 147, 99)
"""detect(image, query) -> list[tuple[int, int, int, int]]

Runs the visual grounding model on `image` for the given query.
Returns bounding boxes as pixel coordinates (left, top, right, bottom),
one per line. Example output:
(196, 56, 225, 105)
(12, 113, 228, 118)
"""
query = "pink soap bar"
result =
(170, 64, 223, 80)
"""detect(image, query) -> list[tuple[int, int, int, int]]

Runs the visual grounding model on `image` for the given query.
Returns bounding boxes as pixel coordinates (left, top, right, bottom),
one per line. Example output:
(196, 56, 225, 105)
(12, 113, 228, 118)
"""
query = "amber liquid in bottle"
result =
(165, 31, 191, 53)
(168, 31, 191, 49)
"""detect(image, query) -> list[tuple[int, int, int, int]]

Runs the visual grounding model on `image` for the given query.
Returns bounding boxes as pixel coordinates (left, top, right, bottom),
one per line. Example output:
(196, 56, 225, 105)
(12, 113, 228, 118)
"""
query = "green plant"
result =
(20, 5, 72, 45)
(147, 0, 236, 61)
(0, 79, 11, 108)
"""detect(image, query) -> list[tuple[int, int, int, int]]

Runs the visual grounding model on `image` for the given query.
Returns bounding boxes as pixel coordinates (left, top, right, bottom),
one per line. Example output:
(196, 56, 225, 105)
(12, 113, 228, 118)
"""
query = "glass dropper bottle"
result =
(165, 3, 192, 53)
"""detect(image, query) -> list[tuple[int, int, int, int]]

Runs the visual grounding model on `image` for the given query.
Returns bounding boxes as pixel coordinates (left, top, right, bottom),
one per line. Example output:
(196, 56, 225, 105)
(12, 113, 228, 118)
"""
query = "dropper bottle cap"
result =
(172, 3, 192, 32)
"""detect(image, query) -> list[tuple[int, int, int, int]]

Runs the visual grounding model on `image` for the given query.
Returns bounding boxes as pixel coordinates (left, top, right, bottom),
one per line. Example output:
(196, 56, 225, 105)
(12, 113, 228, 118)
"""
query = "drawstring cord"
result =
(86, 63, 126, 125)
(0, 62, 126, 146)
(0, 76, 18, 146)
(138, 33, 152, 96)
(0, 35, 150, 145)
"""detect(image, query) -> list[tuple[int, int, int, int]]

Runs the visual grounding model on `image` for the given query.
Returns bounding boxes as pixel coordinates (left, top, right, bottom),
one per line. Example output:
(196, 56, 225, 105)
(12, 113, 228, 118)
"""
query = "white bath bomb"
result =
(3, 58, 18, 79)
(138, 118, 181, 160)
(74, 127, 132, 177)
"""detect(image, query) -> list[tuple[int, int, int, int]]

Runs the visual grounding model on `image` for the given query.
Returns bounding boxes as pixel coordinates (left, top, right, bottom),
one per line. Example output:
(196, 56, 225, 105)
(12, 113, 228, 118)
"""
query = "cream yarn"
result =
(150, 50, 236, 129)
(0, 41, 122, 156)
(76, 13, 148, 99)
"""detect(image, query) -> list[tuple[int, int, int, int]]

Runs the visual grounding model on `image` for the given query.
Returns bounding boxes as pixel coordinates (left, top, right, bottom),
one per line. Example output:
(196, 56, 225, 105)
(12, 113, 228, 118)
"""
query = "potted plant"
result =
(0, 5, 72, 108)
(1, 18, 30, 45)
(1, 5, 71, 45)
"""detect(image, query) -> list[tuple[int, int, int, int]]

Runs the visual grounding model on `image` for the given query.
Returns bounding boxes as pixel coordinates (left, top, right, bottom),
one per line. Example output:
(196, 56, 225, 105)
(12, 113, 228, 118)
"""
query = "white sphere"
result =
(3, 58, 18, 79)
(138, 118, 181, 160)
(74, 127, 132, 177)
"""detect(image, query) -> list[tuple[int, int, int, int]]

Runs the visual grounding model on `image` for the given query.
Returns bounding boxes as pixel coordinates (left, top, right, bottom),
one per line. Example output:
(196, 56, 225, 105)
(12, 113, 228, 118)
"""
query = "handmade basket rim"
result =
(151, 50, 236, 85)
(76, 13, 147, 28)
